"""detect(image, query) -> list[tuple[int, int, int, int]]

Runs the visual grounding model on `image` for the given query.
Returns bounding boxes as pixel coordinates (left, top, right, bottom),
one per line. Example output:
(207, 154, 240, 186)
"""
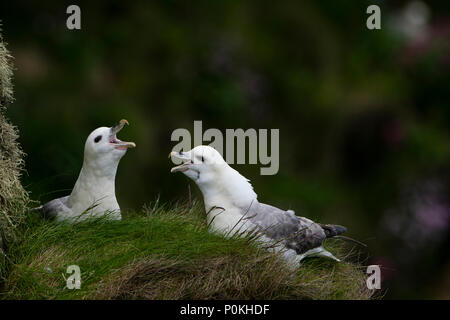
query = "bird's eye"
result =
(94, 135, 102, 143)
(201, 156, 205, 162)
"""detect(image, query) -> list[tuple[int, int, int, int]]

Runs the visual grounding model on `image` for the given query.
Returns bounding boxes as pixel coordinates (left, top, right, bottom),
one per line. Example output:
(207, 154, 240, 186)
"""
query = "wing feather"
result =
(42, 196, 71, 219)
(247, 202, 326, 254)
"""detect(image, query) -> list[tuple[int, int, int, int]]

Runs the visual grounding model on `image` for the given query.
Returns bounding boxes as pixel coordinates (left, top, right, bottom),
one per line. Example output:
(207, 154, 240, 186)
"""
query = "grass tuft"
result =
(1, 201, 373, 300)
(0, 29, 30, 278)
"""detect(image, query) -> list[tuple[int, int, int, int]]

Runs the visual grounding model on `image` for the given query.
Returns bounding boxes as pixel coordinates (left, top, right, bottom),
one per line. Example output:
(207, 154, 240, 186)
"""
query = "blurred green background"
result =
(1, 0, 449, 299)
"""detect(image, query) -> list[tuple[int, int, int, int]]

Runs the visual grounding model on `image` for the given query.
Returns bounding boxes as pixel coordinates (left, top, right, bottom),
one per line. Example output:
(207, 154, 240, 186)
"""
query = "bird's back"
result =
(249, 202, 328, 254)
(42, 196, 71, 220)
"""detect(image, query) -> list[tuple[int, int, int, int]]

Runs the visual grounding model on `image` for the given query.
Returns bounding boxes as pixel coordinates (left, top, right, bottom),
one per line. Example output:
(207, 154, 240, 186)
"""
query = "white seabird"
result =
(170, 145, 347, 265)
(36, 119, 136, 222)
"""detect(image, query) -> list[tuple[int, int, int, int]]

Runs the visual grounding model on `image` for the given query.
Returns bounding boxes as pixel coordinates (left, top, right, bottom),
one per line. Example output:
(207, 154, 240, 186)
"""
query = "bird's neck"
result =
(199, 166, 258, 214)
(69, 157, 119, 209)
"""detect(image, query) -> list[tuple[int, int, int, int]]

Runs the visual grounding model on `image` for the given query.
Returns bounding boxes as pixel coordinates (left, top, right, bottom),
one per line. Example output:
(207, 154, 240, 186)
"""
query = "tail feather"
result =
(320, 224, 347, 238)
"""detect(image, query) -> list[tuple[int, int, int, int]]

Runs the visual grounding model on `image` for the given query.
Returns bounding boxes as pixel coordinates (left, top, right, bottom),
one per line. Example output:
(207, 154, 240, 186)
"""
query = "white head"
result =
(170, 145, 226, 182)
(170, 145, 257, 207)
(83, 119, 136, 174)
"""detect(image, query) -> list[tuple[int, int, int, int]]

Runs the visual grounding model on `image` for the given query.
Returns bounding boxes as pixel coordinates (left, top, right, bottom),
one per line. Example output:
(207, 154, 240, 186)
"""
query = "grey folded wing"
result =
(247, 202, 326, 254)
(42, 196, 71, 219)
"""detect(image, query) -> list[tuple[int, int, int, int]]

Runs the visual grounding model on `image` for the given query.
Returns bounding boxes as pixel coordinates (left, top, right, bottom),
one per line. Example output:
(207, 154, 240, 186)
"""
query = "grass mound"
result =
(0, 30, 29, 270)
(1, 202, 372, 300)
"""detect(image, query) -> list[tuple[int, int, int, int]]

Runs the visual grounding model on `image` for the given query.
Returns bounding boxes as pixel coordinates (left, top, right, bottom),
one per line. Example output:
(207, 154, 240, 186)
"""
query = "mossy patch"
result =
(0, 29, 30, 277)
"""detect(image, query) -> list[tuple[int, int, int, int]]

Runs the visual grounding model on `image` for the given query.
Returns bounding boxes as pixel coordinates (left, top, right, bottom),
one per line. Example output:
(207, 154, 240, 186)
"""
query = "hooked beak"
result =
(110, 119, 136, 150)
(169, 151, 193, 173)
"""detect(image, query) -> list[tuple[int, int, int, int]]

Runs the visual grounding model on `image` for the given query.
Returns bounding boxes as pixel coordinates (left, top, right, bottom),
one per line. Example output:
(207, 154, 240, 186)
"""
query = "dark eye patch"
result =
(201, 156, 205, 162)
(94, 135, 102, 143)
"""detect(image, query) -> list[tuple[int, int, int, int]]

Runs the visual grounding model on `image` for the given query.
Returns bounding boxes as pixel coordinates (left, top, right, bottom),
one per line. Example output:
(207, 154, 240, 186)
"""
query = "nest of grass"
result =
(3, 202, 373, 300)
(0, 29, 29, 271)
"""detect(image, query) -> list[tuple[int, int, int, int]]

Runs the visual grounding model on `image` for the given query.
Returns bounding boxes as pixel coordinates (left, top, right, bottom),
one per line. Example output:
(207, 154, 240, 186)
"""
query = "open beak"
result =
(110, 119, 136, 150)
(169, 151, 193, 173)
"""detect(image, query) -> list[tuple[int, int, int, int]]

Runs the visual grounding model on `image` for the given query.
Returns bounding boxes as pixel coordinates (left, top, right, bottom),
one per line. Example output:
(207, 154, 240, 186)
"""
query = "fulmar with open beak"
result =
(170, 145, 347, 266)
(34, 119, 136, 223)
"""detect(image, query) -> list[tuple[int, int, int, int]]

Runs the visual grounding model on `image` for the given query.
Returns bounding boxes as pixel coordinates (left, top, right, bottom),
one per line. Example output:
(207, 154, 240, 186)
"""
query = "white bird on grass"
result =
(34, 119, 136, 223)
(170, 145, 347, 266)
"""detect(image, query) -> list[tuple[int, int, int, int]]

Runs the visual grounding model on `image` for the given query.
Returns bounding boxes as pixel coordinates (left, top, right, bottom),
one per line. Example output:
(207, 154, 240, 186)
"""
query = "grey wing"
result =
(42, 196, 71, 219)
(248, 202, 326, 254)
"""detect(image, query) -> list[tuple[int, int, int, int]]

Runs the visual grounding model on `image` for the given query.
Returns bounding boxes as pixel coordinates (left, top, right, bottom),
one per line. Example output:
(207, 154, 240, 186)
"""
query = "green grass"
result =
(0, 201, 373, 300)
